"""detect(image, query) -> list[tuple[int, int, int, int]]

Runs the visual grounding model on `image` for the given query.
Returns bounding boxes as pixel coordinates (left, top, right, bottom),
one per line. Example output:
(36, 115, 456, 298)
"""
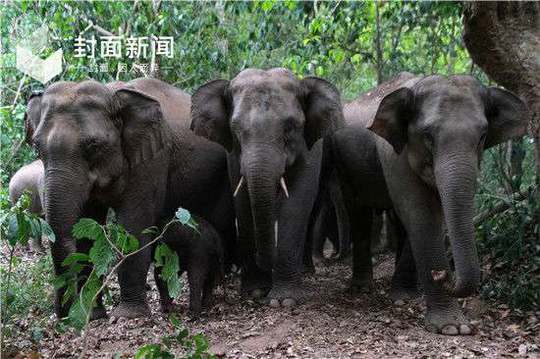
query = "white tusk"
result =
(280, 177, 289, 198)
(274, 221, 278, 248)
(233, 176, 244, 197)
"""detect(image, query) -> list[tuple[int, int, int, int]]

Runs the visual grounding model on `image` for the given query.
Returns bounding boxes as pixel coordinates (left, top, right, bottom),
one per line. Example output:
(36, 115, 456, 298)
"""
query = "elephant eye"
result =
(82, 138, 103, 159)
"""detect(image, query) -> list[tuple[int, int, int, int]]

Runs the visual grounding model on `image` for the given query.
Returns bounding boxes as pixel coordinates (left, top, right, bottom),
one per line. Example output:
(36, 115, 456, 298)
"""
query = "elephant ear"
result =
(24, 92, 43, 145)
(301, 77, 345, 150)
(115, 88, 166, 168)
(191, 79, 232, 151)
(483, 87, 529, 149)
(368, 87, 414, 154)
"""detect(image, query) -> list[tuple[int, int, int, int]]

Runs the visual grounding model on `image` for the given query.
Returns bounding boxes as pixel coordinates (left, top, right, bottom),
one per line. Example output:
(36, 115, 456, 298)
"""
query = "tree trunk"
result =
(374, 2, 383, 85)
(463, 2, 539, 197)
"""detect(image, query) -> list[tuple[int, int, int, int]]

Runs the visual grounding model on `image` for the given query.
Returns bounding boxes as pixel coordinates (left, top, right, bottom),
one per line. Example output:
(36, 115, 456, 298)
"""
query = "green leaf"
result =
(6, 215, 19, 246)
(142, 226, 159, 235)
(39, 219, 56, 243)
(154, 244, 182, 299)
(72, 218, 103, 241)
(134, 344, 174, 359)
(62, 253, 90, 266)
(88, 231, 116, 277)
(115, 230, 139, 254)
(16, 212, 31, 245)
(67, 270, 101, 330)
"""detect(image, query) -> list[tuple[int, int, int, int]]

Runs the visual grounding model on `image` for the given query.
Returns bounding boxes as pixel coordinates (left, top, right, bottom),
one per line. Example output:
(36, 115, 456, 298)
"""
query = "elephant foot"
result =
(266, 284, 306, 307)
(110, 301, 150, 319)
(389, 285, 420, 302)
(347, 277, 373, 295)
(89, 305, 108, 321)
(425, 301, 473, 335)
(241, 273, 272, 300)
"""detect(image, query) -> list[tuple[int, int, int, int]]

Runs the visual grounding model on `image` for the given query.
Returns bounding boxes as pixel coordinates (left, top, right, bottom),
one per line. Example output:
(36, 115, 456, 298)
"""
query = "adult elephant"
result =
(191, 68, 344, 306)
(331, 72, 528, 334)
(24, 78, 235, 319)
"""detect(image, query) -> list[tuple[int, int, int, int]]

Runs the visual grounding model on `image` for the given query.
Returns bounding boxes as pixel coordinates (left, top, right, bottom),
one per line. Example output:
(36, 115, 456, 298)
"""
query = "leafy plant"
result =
(133, 315, 214, 359)
(0, 191, 55, 347)
(56, 208, 197, 333)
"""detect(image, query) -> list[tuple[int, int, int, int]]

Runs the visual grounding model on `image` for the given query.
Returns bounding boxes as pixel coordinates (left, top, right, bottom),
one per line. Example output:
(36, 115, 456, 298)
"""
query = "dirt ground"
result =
(6, 251, 540, 358)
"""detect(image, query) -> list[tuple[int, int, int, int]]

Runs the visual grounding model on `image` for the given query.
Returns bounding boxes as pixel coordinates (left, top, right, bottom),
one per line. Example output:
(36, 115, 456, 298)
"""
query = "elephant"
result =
(191, 68, 345, 307)
(154, 214, 224, 316)
(8, 160, 46, 251)
(24, 78, 236, 319)
(306, 172, 351, 266)
(330, 72, 528, 334)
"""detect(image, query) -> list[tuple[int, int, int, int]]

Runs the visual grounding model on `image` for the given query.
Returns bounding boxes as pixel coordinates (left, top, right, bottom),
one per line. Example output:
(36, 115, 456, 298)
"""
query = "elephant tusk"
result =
(280, 177, 289, 198)
(233, 176, 244, 197)
(274, 221, 278, 248)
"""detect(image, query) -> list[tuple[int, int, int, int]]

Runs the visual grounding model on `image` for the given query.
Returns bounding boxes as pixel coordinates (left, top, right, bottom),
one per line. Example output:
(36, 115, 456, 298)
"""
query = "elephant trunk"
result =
(433, 151, 481, 298)
(44, 165, 90, 316)
(243, 148, 284, 273)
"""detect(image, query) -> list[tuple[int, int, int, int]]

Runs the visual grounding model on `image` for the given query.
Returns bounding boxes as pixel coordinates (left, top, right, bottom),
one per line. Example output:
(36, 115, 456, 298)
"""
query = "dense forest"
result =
(0, 1, 538, 357)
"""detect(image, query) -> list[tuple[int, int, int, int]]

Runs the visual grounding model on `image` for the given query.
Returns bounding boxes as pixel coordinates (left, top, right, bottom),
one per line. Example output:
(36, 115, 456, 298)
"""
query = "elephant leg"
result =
(188, 268, 204, 316)
(77, 203, 108, 320)
(390, 216, 419, 301)
(267, 163, 319, 307)
(111, 202, 158, 318)
(201, 273, 215, 309)
(349, 207, 374, 294)
(390, 178, 472, 335)
(154, 265, 173, 313)
(268, 204, 310, 307)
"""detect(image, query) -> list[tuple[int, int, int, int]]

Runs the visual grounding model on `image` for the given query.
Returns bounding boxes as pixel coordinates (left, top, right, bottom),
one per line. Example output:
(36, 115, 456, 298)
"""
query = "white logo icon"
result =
(16, 25, 63, 84)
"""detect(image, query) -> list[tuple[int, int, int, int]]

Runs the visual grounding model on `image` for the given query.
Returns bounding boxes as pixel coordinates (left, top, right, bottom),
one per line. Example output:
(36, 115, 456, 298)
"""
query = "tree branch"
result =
(474, 186, 533, 226)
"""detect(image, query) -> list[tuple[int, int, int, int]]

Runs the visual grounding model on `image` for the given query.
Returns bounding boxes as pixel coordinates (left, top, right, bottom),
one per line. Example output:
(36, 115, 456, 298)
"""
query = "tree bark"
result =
(374, 2, 383, 85)
(463, 2, 540, 188)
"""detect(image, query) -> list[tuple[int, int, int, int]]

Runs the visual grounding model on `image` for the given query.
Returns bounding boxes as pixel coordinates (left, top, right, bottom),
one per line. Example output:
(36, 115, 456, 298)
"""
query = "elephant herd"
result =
(9, 68, 528, 336)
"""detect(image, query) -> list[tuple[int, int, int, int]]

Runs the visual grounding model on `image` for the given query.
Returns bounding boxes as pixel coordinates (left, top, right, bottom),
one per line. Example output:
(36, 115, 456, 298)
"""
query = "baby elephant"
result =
(154, 215, 224, 316)
(8, 160, 45, 251)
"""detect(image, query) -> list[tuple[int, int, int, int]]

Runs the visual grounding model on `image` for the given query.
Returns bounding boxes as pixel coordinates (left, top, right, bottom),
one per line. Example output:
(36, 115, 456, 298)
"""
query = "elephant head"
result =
(191, 68, 344, 271)
(368, 75, 528, 297)
(24, 80, 166, 316)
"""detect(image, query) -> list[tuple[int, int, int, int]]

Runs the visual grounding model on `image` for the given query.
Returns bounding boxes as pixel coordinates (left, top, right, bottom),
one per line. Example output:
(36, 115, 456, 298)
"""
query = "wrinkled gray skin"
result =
(25, 78, 235, 319)
(306, 172, 350, 266)
(154, 215, 224, 316)
(191, 68, 344, 306)
(331, 73, 528, 334)
(8, 160, 45, 251)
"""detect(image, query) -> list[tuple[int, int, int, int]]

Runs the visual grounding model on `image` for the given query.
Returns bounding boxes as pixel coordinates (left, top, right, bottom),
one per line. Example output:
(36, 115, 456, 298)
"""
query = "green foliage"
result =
(0, 256, 53, 342)
(0, 192, 55, 247)
(133, 315, 215, 359)
(57, 207, 193, 331)
(1, 1, 481, 185)
(475, 141, 539, 311)
(0, 191, 55, 344)
(154, 243, 182, 299)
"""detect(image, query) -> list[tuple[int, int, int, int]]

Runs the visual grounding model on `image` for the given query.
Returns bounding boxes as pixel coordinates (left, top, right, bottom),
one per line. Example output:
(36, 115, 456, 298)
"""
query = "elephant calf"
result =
(154, 215, 224, 316)
(8, 160, 45, 251)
